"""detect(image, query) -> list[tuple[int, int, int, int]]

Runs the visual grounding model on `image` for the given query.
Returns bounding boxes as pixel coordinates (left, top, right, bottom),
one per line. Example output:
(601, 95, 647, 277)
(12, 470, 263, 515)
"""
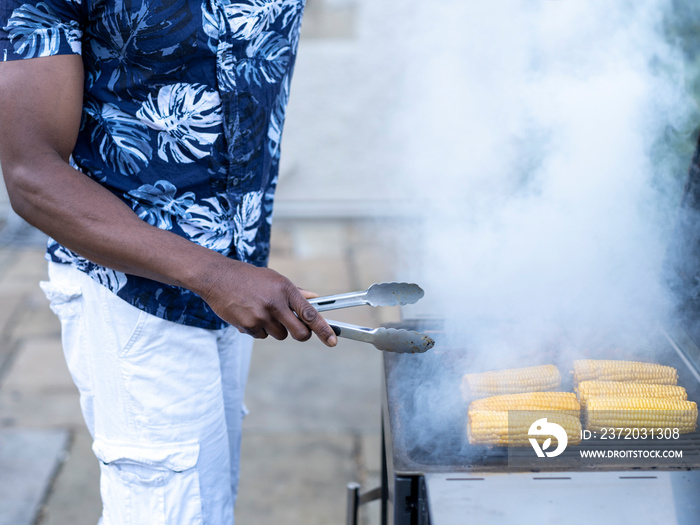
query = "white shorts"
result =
(41, 262, 253, 525)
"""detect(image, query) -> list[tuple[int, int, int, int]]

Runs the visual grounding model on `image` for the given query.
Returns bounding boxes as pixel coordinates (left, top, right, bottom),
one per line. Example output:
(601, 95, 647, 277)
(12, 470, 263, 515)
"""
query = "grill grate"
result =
(383, 321, 700, 474)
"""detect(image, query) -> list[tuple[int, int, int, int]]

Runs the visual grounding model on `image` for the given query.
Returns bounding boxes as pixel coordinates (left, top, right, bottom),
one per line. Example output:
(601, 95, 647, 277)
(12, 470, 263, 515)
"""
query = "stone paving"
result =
(0, 218, 401, 525)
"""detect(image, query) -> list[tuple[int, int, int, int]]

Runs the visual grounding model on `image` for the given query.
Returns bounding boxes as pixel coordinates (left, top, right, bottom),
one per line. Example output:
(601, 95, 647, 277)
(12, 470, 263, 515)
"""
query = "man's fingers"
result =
(265, 320, 289, 341)
(279, 310, 313, 342)
(289, 294, 337, 347)
(298, 302, 320, 325)
(244, 327, 269, 339)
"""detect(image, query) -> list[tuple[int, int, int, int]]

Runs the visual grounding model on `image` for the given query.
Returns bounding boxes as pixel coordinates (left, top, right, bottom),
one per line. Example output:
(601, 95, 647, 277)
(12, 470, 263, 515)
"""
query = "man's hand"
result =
(197, 261, 337, 345)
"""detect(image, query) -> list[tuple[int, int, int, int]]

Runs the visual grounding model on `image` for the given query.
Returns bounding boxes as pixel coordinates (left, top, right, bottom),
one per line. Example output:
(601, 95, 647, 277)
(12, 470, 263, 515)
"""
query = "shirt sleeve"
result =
(1, 0, 83, 62)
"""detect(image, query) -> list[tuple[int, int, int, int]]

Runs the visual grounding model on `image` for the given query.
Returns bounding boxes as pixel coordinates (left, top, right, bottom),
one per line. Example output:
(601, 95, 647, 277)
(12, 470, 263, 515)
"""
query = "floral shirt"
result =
(0, 0, 305, 329)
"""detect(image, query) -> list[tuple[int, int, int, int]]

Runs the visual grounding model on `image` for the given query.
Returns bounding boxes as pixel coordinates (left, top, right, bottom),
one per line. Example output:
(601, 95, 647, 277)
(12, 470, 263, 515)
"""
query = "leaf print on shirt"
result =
(263, 173, 278, 226)
(226, 90, 267, 169)
(87, 0, 197, 99)
(219, 0, 304, 41)
(89, 266, 128, 292)
(216, 41, 238, 92)
(233, 191, 263, 260)
(201, 0, 222, 53)
(236, 31, 290, 88)
(84, 100, 152, 176)
(49, 242, 81, 264)
(179, 196, 233, 254)
(222, 0, 282, 41)
(280, 0, 304, 50)
(125, 180, 195, 230)
(137, 84, 222, 164)
(268, 73, 290, 160)
(4, 2, 81, 58)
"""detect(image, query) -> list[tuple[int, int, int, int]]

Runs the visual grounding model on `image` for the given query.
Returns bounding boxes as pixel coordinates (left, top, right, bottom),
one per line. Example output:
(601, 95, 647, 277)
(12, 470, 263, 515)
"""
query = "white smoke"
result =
(389, 0, 696, 345)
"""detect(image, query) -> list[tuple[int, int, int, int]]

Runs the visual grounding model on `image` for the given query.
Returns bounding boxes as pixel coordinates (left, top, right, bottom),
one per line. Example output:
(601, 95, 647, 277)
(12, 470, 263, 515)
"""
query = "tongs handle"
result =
(309, 291, 370, 311)
(326, 320, 375, 344)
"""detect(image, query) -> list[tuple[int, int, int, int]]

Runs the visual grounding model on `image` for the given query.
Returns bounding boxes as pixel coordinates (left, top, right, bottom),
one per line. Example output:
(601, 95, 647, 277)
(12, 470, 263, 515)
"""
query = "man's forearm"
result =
(5, 150, 225, 296)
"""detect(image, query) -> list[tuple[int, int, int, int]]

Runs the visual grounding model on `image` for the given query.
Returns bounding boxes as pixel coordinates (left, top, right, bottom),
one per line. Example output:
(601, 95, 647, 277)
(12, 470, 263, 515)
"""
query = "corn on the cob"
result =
(468, 410, 582, 446)
(585, 397, 697, 433)
(577, 381, 687, 408)
(573, 360, 677, 386)
(469, 392, 580, 418)
(461, 364, 561, 400)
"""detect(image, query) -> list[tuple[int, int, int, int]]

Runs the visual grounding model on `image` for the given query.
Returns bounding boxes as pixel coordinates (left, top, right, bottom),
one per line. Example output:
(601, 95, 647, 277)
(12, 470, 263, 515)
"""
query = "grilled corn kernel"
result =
(469, 392, 580, 418)
(468, 410, 582, 446)
(573, 360, 677, 387)
(461, 364, 561, 400)
(577, 381, 687, 408)
(585, 396, 697, 433)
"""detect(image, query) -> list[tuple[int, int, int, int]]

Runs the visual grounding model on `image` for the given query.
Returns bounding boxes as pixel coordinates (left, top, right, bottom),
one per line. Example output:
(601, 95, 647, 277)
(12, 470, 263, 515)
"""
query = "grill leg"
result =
(346, 482, 361, 525)
(347, 482, 383, 525)
(381, 416, 388, 525)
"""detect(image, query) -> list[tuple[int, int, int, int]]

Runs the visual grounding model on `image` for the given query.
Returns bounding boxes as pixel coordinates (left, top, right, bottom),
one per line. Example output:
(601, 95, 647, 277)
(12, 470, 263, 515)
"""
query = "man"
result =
(0, 0, 336, 523)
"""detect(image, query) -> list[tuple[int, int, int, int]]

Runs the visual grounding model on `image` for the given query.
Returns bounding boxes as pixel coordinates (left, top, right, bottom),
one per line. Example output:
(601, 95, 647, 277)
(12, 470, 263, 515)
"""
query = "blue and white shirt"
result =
(0, 0, 305, 329)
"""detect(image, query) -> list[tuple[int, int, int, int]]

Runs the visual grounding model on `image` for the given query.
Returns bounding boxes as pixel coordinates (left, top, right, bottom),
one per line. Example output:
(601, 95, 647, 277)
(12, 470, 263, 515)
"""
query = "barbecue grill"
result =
(348, 316, 700, 525)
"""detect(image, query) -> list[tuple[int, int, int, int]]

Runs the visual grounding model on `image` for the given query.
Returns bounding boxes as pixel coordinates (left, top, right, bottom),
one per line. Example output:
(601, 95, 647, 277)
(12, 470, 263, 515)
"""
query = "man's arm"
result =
(0, 55, 336, 345)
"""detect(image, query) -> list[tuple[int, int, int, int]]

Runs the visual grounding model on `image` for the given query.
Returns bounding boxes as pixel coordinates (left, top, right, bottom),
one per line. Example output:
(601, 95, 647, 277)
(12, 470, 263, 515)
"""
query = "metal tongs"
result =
(308, 283, 435, 354)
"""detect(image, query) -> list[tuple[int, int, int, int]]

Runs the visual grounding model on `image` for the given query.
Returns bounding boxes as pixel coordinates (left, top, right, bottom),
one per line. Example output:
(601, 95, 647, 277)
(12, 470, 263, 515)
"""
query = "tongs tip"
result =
(376, 327, 435, 354)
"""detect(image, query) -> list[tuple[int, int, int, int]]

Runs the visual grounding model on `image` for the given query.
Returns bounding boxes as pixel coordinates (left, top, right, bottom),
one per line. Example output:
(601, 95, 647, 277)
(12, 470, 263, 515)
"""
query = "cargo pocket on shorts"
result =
(40, 277, 93, 396)
(92, 437, 203, 525)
